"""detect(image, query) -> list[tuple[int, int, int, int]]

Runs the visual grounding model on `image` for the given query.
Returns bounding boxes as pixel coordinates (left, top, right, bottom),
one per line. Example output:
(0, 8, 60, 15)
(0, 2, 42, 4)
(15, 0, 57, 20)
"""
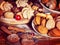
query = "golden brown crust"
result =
(32, 5, 39, 10)
(1, 26, 12, 35)
(35, 16, 41, 25)
(56, 22, 60, 30)
(41, 19, 46, 27)
(37, 25, 48, 34)
(48, 28, 60, 37)
(8, 26, 25, 33)
(4, 12, 14, 19)
(7, 34, 20, 42)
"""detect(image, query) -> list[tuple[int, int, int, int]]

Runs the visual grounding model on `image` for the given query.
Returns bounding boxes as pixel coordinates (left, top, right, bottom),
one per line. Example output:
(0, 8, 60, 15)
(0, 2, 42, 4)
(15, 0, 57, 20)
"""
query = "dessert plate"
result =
(0, 16, 29, 25)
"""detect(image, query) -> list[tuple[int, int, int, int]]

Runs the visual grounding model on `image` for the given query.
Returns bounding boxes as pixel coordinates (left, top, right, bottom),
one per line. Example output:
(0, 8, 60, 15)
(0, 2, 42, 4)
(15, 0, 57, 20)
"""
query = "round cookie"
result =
(4, 12, 14, 19)
(46, 19, 55, 30)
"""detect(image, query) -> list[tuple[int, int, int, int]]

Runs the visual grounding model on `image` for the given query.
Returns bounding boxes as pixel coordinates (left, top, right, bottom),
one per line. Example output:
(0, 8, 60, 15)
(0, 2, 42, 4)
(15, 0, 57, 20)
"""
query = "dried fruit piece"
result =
(48, 28, 60, 37)
(16, 0, 28, 7)
(8, 26, 25, 33)
(22, 6, 34, 19)
(1, 26, 12, 35)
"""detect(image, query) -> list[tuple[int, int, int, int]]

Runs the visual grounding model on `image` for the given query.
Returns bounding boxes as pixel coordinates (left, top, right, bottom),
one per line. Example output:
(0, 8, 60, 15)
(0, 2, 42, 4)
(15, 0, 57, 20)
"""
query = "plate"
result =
(40, 3, 60, 14)
(0, 16, 29, 25)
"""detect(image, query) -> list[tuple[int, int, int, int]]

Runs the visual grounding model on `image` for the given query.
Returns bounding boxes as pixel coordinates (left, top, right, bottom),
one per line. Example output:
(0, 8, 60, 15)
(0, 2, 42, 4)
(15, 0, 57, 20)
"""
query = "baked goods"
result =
(0, 0, 35, 25)
(7, 34, 20, 42)
(48, 0, 56, 10)
(46, 19, 55, 30)
(46, 13, 53, 19)
(56, 16, 60, 22)
(48, 28, 60, 37)
(33, 16, 41, 25)
(22, 5, 34, 19)
(55, 16, 60, 30)
(4, 12, 14, 19)
(1, 26, 12, 35)
(41, 19, 46, 27)
(33, 13, 57, 37)
(41, 0, 60, 11)
(56, 22, 60, 30)
(37, 25, 48, 34)
(32, 5, 39, 10)
(1, 25, 26, 34)
(0, 1, 13, 11)
(36, 13, 46, 18)
(16, 0, 28, 7)
(8, 26, 25, 33)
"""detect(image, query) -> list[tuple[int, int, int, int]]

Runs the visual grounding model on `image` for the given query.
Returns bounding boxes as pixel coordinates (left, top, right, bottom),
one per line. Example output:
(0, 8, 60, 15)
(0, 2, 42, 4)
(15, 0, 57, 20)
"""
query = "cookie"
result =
(56, 16, 60, 22)
(46, 19, 55, 30)
(35, 16, 41, 25)
(32, 5, 39, 10)
(22, 7, 34, 19)
(0, 1, 13, 11)
(48, 30, 58, 37)
(7, 34, 20, 42)
(49, 0, 57, 10)
(37, 25, 48, 34)
(56, 19, 60, 22)
(41, 19, 46, 27)
(52, 28, 60, 37)
(36, 13, 46, 18)
(57, 16, 60, 19)
(4, 12, 14, 19)
(46, 14, 53, 19)
(56, 22, 60, 30)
